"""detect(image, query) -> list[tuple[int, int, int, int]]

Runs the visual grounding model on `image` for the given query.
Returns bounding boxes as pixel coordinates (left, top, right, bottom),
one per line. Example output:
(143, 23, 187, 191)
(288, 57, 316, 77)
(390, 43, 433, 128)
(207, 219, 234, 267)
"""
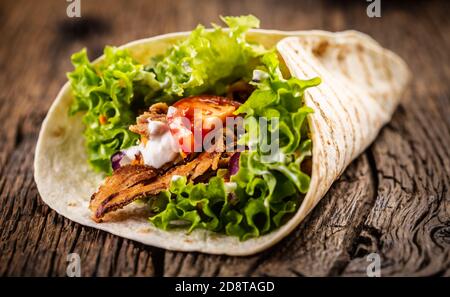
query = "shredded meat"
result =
(90, 141, 226, 222)
(129, 102, 168, 137)
(89, 99, 239, 222)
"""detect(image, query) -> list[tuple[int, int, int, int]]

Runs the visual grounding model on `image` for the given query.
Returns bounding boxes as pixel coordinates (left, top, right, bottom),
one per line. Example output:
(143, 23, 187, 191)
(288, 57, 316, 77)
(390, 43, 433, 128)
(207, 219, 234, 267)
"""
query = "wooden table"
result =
(1, 0, 449, 277)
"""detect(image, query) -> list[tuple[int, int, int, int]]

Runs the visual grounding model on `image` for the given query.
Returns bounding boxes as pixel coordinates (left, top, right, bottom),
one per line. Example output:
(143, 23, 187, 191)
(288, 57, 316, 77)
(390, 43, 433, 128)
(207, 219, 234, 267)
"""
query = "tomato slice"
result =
(167, 95, 240, 154)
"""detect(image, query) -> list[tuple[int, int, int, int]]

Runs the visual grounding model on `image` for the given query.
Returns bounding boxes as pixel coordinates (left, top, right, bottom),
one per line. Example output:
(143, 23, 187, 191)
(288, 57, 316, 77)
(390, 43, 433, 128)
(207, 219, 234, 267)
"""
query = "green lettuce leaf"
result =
(69, 15, 320, 239)
(150, 176, 225, 232)
(68, 15, 264, 173)
(149, 51, 320, 240)
(146, 15, 266, 102)
(68, 47, 153, 173)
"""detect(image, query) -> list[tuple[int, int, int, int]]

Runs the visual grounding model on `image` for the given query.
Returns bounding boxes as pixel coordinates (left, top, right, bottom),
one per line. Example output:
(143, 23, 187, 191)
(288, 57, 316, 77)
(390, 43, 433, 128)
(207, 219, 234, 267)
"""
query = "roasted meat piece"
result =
(90, 164, 158, 222)
(129, 102, 168, 137)
(90, 147, 224, 222)
(90, 97, 237, 222)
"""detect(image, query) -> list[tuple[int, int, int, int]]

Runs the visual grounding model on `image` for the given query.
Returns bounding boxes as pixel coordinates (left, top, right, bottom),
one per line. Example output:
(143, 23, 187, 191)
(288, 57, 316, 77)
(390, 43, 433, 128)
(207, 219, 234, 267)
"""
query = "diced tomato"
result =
(98, 115, 108, 125)
(167, 95, 240, 154)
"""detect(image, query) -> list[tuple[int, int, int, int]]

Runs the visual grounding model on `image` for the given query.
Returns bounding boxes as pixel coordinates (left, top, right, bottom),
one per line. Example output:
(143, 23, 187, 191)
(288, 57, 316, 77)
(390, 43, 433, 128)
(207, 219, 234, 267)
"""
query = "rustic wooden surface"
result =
(0, 0, 449, 277)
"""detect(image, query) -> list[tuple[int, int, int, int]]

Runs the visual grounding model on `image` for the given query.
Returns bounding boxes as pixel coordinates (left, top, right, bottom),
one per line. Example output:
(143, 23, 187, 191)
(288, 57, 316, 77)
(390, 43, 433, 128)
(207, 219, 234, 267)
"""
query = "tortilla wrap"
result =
(34, 29, 410, 255)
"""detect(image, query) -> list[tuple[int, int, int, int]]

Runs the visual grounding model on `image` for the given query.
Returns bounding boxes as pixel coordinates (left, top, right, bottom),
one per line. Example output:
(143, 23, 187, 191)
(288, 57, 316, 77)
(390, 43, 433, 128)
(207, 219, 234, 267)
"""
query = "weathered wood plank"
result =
(340, 1, 450, 276)
(0, 0, 448, 276)
(164, 154, 376, 276)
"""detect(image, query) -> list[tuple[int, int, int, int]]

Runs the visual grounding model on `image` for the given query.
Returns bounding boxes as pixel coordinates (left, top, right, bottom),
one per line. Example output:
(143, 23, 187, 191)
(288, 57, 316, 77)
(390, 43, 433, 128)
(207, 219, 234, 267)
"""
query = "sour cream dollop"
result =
(140, 120, 180, 168)
(118, 120, 180, 169)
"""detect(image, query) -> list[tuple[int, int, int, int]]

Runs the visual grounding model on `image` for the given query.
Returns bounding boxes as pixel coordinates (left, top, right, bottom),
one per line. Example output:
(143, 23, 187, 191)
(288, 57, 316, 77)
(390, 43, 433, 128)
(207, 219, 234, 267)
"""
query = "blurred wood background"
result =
(0, 0, 449, 276)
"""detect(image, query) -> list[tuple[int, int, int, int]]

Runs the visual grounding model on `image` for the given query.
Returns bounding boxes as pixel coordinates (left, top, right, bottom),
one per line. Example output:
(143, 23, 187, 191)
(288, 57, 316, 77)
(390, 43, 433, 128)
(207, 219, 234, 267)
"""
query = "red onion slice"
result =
(111, 151, 125, 171)
(229, 152, 240, 176)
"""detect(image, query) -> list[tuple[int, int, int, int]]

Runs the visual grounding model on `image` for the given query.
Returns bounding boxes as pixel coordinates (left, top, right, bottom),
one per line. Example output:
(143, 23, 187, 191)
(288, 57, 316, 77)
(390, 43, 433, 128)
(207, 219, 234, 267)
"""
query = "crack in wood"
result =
(151, 248, 165, 277)
(327, 149, 380, 275)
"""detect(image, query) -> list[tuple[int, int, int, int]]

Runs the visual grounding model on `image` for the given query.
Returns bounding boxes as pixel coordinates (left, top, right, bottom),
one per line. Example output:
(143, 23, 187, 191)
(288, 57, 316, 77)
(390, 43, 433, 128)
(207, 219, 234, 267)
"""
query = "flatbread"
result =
(34, 29, 410, 255)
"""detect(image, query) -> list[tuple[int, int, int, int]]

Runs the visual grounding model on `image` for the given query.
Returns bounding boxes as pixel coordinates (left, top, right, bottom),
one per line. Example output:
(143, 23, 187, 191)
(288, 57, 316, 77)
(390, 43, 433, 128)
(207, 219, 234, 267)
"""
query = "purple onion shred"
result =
(229, 152, 240, 176)
(111, 151, 125, 171)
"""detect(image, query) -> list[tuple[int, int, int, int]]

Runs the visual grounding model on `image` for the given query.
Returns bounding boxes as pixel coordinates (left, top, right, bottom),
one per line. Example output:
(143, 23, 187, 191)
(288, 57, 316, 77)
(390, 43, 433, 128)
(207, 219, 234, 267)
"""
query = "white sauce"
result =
(252, 69, 269, 82)
(121, 120, 180, 169)
(124, 146, 141, 160)
(141, 120, 179, 168)
(117, 146, 140, 168)
(147, 120, 168, 135)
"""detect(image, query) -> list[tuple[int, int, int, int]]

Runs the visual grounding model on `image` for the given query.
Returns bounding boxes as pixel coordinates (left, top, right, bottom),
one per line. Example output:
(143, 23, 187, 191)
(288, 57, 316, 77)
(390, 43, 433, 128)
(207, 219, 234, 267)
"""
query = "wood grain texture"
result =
(0, 0, 448, 276)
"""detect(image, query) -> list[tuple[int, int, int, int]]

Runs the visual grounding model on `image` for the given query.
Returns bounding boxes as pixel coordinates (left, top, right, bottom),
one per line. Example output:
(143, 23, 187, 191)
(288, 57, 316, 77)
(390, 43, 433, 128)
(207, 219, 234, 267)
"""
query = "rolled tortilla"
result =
(34, 29, 410, 256)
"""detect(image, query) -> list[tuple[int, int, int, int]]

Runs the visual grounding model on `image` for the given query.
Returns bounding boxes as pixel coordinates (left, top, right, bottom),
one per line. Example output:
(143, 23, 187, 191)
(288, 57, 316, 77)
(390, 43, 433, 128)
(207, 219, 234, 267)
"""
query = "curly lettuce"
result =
(69, 15, 320, 239)
(150, 52, 320, 240)
(68, 15, 264, 174)
(68, 47, 151, 173)
(148, 15, 266, 101)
